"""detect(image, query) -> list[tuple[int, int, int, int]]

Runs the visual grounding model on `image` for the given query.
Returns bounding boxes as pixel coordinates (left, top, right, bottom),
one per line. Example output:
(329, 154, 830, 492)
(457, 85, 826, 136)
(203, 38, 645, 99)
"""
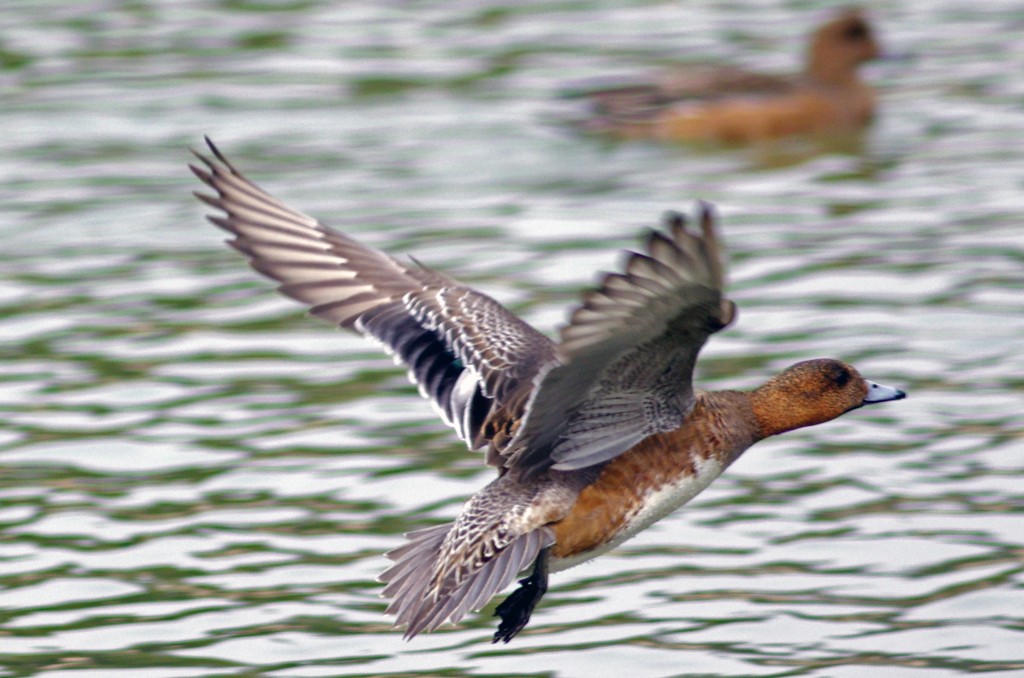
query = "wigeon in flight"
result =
(190, 138, 905, 642)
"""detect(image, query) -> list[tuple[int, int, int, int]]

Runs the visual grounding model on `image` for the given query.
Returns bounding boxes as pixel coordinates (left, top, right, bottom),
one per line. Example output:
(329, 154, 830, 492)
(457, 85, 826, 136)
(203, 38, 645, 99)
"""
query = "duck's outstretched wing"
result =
(190, 138, 555, 451)
(505, 205, 736, 478)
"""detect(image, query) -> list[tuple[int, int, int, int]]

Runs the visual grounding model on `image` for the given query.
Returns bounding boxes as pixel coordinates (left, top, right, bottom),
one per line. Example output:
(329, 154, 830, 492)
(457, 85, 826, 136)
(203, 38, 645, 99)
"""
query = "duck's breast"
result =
(548, 393, 756, 571)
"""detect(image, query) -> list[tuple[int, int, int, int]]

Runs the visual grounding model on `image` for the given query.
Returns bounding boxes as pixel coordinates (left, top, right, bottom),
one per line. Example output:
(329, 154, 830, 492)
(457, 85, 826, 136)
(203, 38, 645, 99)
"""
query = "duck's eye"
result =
(827, 364, 851, 387)
(844, 22, 868, 41)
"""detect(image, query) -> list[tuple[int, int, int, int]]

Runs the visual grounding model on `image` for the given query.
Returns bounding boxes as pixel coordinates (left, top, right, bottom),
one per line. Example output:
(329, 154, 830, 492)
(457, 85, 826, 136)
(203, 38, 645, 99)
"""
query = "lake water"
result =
(1, 1, 1023, 677)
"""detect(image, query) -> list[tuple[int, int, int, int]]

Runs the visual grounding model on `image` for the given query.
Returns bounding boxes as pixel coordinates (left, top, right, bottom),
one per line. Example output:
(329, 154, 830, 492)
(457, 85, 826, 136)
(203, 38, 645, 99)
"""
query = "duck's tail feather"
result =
(378, 523, 555, 639)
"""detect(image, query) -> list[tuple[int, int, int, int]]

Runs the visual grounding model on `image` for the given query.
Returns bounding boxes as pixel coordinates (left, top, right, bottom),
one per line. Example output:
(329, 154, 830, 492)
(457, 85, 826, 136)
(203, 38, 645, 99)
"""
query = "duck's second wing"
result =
(190, 138, 556, 452)
(504, 205, 736, 478)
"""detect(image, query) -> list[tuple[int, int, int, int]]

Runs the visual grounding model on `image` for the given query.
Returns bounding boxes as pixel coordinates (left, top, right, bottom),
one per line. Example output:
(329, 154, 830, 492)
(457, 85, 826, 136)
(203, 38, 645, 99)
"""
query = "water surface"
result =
(1, 1, 1023, 676)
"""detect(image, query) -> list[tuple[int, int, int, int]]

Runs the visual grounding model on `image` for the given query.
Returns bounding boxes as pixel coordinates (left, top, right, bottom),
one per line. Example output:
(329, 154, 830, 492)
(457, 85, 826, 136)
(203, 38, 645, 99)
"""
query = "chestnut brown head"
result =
(751, 359, 904, 439)
(806, 9, 881, 86)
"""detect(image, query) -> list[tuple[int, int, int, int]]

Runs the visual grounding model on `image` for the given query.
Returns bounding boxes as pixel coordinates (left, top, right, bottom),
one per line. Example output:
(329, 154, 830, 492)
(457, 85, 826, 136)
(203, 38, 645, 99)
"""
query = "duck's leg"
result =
(493, 546, 550, 643)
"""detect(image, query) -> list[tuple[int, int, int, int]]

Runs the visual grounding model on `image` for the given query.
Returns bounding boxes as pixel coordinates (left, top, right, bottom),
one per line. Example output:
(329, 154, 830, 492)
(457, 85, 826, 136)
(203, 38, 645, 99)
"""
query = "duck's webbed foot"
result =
(493, 547, 550, 643)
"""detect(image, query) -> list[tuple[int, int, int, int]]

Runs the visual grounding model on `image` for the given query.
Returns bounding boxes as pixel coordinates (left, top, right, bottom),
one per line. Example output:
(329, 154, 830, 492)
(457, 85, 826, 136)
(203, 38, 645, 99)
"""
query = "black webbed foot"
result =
(493, 547, 549, 643)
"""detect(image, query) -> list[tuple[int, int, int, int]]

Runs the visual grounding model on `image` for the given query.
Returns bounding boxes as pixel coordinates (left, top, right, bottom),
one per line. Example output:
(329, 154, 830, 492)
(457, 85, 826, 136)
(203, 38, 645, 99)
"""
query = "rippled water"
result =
(2, 1, 1023, 676)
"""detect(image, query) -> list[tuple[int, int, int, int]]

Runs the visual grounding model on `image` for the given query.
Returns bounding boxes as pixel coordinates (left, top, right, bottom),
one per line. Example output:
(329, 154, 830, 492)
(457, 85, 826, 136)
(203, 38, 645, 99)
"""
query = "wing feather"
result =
(505, 206, 736, 477)
(191, 138, 556, 452)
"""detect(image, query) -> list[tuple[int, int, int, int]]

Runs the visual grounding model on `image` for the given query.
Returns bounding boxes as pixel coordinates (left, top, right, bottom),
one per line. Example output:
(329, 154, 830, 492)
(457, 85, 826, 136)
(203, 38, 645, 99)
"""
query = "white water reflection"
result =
(0, 440, 243, 473)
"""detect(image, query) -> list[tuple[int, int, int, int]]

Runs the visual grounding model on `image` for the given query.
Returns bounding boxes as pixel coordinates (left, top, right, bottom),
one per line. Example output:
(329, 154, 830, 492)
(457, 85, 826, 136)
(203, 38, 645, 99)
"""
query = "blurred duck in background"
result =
(573, 8, 881, 145)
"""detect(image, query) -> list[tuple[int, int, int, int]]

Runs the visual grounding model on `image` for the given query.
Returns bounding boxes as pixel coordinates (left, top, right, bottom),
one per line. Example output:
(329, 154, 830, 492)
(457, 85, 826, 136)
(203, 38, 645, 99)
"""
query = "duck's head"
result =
(806, 9, 881, 86)
(751, 359, 904, 439)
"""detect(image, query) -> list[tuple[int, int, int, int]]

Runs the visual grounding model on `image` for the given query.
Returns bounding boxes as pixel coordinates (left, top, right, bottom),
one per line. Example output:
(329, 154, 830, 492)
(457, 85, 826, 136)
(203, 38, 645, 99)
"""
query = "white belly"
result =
(549, 454, 727, 573)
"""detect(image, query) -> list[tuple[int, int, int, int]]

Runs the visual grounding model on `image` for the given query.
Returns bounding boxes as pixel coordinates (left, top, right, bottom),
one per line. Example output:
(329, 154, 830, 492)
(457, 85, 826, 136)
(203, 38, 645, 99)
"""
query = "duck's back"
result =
(655, 81, 873, 143)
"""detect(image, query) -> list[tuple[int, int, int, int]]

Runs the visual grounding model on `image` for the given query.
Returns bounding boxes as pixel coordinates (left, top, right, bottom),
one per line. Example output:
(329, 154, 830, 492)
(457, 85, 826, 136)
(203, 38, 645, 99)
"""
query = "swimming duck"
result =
(577, 8, 881, 144)
(190, 138, 905, 642)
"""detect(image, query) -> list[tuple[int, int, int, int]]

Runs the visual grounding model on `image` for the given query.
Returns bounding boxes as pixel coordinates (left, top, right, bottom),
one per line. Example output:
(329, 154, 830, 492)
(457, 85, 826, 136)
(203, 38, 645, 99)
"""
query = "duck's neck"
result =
(806, 58, 859, 88)
(749, 375, 835, 440)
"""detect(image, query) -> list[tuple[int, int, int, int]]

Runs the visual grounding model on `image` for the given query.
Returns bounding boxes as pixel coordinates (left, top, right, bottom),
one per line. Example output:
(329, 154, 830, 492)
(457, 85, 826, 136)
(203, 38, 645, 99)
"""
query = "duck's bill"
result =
(862, 380, 906, 404)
